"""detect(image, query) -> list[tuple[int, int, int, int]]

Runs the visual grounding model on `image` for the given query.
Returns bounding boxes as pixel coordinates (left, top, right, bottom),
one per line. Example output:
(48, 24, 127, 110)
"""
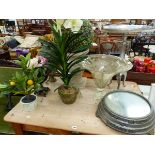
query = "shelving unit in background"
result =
(16, 19, 51, 36)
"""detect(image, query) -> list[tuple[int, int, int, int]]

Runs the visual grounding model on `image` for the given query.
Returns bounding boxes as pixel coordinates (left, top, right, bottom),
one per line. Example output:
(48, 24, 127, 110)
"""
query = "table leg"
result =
(6, 94, 13, 111)
(120, 34, 127, 59)
(11, 123, 24, 135)
(98, 36, 101, 53)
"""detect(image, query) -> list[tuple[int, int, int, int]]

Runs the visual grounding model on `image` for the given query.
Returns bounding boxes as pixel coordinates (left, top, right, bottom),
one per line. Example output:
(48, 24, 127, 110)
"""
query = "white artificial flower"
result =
(27, 57, 42, 69)
(55, 19, 65, 34)
(63, 19, 83, 33)
(56, 19, 64, 27)
(91, 42, 98, 46)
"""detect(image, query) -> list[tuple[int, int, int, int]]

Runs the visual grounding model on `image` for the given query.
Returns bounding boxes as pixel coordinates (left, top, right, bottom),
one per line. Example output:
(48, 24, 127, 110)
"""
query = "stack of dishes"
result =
(96, 90, 155, 134)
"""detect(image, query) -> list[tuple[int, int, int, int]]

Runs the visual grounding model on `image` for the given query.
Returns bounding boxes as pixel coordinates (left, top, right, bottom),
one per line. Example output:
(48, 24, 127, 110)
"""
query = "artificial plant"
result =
(39, 19, 92, 87)
(0, 53, 46, 101)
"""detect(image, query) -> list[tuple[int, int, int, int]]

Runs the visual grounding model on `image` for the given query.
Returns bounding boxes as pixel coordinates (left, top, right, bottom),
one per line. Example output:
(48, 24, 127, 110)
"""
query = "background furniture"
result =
(143, 45, 155, 59)
(17, 19, 51, 36)
(0, 49, 11, 60)
(127, 71, 155, 85)
(100, 41, 116, 54)
(132, 36, 151, 56)
(4, 20, 16, 33)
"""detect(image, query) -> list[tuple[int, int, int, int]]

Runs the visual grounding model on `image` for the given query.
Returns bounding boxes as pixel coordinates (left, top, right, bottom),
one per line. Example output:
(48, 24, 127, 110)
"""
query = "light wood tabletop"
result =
(4, 78, 142, 135)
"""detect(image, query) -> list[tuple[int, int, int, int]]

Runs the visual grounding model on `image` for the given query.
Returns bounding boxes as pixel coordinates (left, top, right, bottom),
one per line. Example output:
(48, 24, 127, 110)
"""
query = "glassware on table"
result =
(82, 54, 133, 101)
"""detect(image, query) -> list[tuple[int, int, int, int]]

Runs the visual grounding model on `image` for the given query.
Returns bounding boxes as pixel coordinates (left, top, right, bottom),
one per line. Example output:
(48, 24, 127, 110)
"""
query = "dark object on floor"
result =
(6, 93, 23, 111)
(35, 87, 50, 97)
(0, 49, 11, 60)
(6, 94, 13, 111)
(5, 38, 20, 49)
(0, 59, 20, 67)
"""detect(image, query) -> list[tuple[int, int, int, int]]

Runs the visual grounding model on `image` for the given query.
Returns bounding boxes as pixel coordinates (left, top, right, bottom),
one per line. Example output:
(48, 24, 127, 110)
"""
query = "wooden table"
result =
(127, 71, 155, 85)
(4, 78, 142, 135)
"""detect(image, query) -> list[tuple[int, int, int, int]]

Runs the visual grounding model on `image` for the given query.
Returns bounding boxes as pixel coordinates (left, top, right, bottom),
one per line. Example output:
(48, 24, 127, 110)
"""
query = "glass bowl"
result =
(82, 54, 133, 100)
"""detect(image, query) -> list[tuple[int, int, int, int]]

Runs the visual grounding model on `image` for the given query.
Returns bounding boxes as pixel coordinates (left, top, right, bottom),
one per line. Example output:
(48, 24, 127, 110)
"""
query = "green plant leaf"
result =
(67, 55, 87, 72)
(34, 83, 42, 91)
(27, 85, 34, 92)
(15, 60, 21, 65)
(33, 68, 39, 79)
(37, 77, 44, 84)
(67, 67, 84, 85)
(0, 84, 8, 89)
(15, 71, 22, 80)
(48, 20, 61, 43)
(73, 44, 91, 53)
(25, 53, 31, 61)
(38, 20, 93, 87)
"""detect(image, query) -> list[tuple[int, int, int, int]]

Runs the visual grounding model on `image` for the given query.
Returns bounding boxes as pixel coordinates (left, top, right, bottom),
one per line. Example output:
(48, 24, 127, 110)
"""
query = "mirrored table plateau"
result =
(96, 90, 155, 134)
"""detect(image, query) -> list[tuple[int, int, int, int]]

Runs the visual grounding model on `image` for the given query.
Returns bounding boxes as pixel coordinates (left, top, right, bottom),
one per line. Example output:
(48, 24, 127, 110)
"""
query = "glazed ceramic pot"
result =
(20, 94, 37, 111)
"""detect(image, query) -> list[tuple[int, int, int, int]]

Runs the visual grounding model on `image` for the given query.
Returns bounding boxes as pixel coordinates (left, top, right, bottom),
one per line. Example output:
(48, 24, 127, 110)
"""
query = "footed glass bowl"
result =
(82, 54, 133, 99)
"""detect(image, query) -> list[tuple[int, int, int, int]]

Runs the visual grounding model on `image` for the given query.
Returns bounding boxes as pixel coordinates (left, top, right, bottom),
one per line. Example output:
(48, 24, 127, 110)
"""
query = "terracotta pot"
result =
(58, 85, 78, 104)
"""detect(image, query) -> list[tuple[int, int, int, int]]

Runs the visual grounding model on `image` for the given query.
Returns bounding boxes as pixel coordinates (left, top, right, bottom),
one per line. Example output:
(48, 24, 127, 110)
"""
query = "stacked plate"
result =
(96, 90, 155, 134)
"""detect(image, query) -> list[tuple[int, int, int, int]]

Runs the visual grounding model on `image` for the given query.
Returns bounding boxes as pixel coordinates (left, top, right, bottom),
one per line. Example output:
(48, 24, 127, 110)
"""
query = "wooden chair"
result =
(17, 19, 50, 36)
(100, 41, 116, 54)
(114, 40, 132, 56)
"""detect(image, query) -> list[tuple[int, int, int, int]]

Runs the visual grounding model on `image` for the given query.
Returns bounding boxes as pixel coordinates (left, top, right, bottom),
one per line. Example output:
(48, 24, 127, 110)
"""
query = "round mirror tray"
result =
(96, 90, 155, 134)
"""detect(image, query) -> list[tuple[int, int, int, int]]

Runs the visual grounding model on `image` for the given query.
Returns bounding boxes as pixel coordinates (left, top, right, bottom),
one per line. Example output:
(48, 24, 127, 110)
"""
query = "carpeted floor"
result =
(0, 96, 48, 135)
(0, 96, 21, 134)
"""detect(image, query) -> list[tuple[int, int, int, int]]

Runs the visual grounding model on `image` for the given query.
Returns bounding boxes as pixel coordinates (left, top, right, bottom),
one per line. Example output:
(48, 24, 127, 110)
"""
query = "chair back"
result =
(100, 41, 116, 54)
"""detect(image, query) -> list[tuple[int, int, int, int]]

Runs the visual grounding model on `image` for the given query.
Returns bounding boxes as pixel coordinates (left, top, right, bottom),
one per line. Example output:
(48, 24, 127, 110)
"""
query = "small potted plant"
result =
(0, 53, 46, 110)
(39, 19, 92, 104)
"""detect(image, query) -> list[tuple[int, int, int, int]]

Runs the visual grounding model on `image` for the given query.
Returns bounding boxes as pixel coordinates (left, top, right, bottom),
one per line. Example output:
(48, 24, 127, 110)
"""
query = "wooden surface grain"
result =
(4, 78, 142, 135)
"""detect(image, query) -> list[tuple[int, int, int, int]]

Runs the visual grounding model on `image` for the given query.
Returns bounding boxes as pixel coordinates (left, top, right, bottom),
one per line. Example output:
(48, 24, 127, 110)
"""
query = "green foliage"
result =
(39, 20, 92, 86)
(79, 19, 94, 47)
(0, 53, 46, 96)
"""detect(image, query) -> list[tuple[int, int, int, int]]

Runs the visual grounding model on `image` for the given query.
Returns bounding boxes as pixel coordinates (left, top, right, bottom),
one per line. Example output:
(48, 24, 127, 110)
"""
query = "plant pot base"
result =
(21, 95, 36, 103)
(20, 95, 37, 111)
(58, 85, 78, 104)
